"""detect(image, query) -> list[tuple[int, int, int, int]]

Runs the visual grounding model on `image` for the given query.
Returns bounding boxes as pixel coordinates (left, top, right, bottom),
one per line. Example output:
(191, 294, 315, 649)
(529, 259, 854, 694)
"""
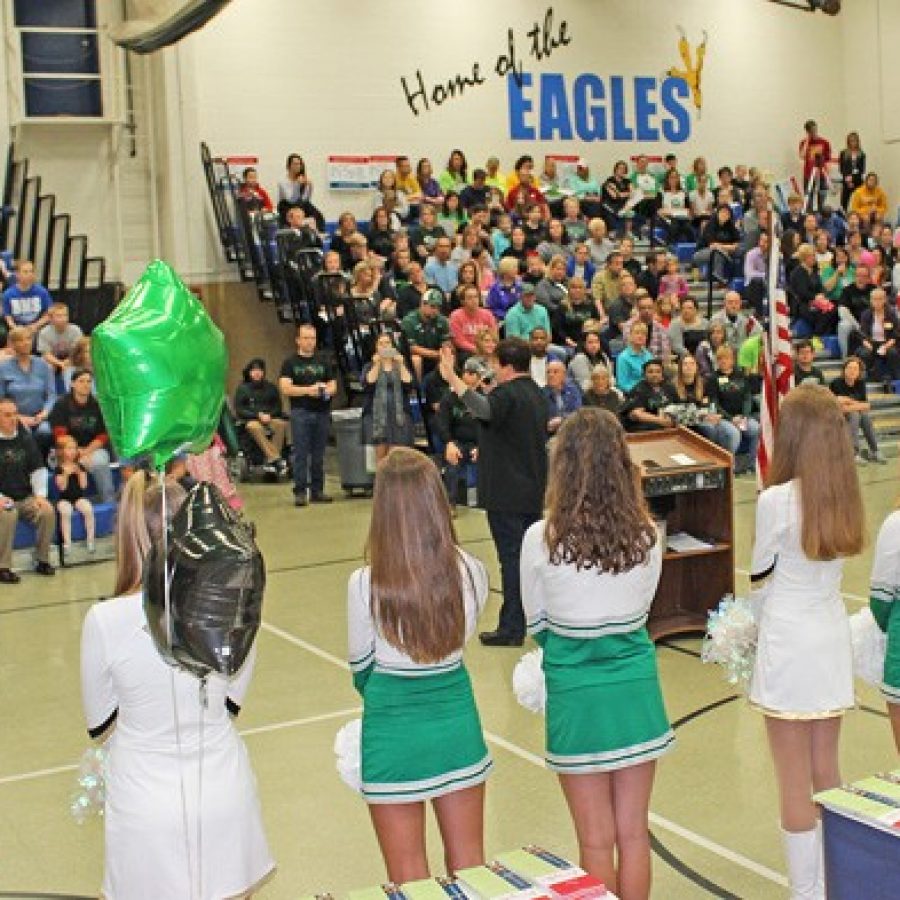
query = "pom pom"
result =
(70, 745, 109, 824)
(334, 718, 362, 793)
(701, 595, 758, 689)
(512, 648, 546, 714)
(849, 608, 887, 688)
(859, 249, 876, 268)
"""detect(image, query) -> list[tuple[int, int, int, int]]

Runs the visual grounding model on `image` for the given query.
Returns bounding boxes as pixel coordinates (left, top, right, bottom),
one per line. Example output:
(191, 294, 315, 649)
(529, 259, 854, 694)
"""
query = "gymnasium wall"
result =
(0, 0, 870, 284)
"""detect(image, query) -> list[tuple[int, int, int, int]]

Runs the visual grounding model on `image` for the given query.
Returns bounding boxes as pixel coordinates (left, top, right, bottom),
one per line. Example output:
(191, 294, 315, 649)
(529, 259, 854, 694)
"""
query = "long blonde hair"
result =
(768, 385, 865, 560)
(365, 448, 465, 662)
(114, 471, 186, 596)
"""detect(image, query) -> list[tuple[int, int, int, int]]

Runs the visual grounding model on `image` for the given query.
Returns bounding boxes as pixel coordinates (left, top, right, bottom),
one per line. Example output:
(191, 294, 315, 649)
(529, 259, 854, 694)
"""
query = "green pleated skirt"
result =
(544, 629, 675, 774)
(884, 614, 900, 704)
(361, 666, 492, 804)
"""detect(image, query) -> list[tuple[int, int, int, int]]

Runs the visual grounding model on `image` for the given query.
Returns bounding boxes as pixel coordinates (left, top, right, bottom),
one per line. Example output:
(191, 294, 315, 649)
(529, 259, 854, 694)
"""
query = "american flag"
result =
(756, 227, 794, 487)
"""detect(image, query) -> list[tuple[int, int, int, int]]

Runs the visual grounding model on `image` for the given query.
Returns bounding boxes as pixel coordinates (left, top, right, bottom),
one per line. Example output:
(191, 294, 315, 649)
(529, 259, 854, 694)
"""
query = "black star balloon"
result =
(144, 481, 264, 679)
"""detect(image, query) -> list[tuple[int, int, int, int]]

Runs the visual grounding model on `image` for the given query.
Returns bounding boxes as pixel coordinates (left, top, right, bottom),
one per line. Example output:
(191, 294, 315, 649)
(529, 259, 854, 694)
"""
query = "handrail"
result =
(705, 248, 733, 319)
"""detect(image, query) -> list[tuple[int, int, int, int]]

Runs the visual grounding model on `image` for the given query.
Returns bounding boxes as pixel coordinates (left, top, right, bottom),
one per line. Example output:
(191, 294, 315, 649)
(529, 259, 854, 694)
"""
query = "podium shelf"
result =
(663, 542, 731, 561)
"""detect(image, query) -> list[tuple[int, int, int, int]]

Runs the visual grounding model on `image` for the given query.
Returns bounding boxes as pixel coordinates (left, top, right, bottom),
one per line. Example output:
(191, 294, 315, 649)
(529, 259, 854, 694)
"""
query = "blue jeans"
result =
(486, 509, 541, 639)
(290, 408, 329, 496)
(443, 444, 476, 504)
(693, 420, 741, 454)
(735, 417, 760, 468)
(85, 447, 115, 503)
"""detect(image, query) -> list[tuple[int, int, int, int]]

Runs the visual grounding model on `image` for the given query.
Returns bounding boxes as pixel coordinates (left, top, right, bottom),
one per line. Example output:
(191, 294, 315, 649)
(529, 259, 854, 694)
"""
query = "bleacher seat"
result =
(791, 320, 813, 339)
(13, 518, 54, 550)
(823, 336, 841, 359)
(675, 243, 696, 264)
(730, 277, 745, 293)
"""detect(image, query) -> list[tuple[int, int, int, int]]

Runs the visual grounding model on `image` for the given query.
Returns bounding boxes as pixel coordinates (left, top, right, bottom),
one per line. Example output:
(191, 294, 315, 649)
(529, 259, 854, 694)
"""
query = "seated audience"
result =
(692, 205, 741, 283)
(368, 206, 397, 259)
(582, 364, 622, 414)
(853, 287, 900, 387)
(236, 167, 273, 211)
(437, 149, 468, 194)
(788, 243, 838, 339)
(838, 263, 872, 357)
(486, 257, 521, 322)
(535, 255, 569, 315)
(3, 261, 52, 335)
(561, 196, 589, 244)
(637, 251, 664, 300)
(591, 251, 624, 308)
(696, 321, 729, 378)
(401, 291, 450, 380)
(424, 236, 460, 295)
(0, 397, 55, 582)
(37, 303, 83, 383)
(616, 322, 654, 393)
(586, 218, 616, 267)
(621, 359, 675, 432)
(688, 179, 715, 233)
(505, 158, 549, 218)
(710, 291, 762, 354)
(659, 254, 689, 303)
(781, 193, 805, 233)
(63, 336, 92, 393)
(830, 356, 885, 465)
(565, 242, 596, 284)
(415, 158, 444, 208)
(504, 283, 551, 341)
(604, 273, 638, 345)
(233, 358, 288, 476)
(329, 213, 359, 271)
(471, 328, 501, 375)
(54, 434, 95, 554)
(659, 170, 694, 244)
(543, 358, 582, 436)
(668, 297, 709, 358)
(622, 292, 672, 363)
(438, 191, 467, 237)
(0, 328, 55, 452)
(554, 278, 597, 350)
(601, 159, 634, 234)
(568, 328, 613, 391)
(536, 220, 569, 264)
(529, 327, 564, 387)
(500, 226, 529, 273)
(394, 155, 421, 204)
(704, 345, 759, 473)
(669, 355, 740, 454)
(48, 368, 114, 503)
(849, 172, 888, 222)
(793, 340, 827, 386)
(619, 237, 642, 279)
(448, 286, 496, 358)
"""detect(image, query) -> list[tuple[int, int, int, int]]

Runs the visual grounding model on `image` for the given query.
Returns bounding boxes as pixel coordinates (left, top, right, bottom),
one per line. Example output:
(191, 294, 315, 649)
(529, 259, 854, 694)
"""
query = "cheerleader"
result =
(347, 448, 491, 882)
(748, 385, 864, 900)
(870, 501, 900, 751)
(521, 409, 673, 900)
(80, 473, 274, 899)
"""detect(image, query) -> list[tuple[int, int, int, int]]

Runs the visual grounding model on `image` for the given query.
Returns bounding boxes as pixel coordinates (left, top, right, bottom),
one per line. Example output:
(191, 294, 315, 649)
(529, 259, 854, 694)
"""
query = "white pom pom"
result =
(701, 595, 758, 689)
(70, 744, 109, 824)
(513, 648, 546, 714)
(334, 718, 363, 792)
(849, 608, 887, 688)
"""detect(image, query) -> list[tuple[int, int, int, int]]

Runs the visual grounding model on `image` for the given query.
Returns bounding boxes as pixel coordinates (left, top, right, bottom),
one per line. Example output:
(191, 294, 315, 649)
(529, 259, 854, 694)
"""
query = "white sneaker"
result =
(855, 453, 868, 466)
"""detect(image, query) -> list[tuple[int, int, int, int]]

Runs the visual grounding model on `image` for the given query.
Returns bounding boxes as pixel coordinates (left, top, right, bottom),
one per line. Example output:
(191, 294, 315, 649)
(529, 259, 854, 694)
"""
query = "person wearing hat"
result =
(48, 366, 115, 503)
(234, 358, 287, 476)
(503, 281, 551, 341)
(400, 289, 450, 381)
(437, 357, 486, 513)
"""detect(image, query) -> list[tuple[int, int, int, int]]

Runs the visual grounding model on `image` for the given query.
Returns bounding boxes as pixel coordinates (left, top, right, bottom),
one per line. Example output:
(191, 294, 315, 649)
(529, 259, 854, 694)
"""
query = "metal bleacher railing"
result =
(200, 143, 436, 451)
(1, 142, 121, 333)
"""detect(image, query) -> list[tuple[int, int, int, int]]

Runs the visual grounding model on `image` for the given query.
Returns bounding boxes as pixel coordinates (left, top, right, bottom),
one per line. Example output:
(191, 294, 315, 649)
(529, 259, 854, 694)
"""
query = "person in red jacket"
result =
(237, 167, 274, 212)
(799, 120, 831, 213)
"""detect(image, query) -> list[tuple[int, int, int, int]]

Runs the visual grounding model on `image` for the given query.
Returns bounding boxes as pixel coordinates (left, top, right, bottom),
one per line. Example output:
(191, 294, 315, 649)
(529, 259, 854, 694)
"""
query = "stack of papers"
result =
(815, 772, 900, 834)
(666, 532, 715, 553)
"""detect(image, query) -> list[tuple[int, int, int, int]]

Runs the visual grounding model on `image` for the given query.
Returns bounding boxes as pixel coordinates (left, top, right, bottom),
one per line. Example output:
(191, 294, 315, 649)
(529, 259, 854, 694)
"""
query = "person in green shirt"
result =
(437, 149, 468, 194)
(401, 290, 450, 380)
(504, 283, 551, 340)
(820, 245, 855, 301)
(684, 156, 715, 194)
(567, 159, 602, 198)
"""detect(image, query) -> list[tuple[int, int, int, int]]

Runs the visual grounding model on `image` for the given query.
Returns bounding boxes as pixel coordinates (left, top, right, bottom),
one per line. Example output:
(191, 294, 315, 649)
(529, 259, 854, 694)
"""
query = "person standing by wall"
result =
(439, 338, 547, 646)
(279, 323, 337, 507)
(799, 120, 832, 212)
(748, 385, 864, 900)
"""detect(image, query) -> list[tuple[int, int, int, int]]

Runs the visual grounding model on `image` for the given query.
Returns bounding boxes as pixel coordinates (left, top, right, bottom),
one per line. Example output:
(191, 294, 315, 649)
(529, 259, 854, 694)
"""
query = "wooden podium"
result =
(627, 427, 735, 640)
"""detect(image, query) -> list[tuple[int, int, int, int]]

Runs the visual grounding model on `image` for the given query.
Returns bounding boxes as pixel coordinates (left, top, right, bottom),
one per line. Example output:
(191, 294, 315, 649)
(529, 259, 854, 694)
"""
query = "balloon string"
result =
(197, 678, 207, 900)
(160, 468, 198, 900)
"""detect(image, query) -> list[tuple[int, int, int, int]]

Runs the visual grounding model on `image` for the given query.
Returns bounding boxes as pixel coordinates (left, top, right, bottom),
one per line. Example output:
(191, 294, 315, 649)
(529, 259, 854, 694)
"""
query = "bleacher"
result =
(1, 142, 123, 567)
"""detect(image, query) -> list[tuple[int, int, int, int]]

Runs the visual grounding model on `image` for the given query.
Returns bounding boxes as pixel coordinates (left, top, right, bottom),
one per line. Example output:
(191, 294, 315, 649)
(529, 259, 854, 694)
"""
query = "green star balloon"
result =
(92, 260, 227, 468)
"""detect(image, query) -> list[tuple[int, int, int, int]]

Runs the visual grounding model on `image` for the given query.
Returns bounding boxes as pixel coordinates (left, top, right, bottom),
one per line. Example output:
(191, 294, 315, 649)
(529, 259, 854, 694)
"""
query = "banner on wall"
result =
(368, 155, 400, 186)
(327, 155, 372, 191)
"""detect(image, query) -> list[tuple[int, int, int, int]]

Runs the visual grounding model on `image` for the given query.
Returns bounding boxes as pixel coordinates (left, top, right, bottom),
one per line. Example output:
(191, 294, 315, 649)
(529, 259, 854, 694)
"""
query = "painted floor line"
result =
(0, 707, 361, 787)
(261, 617, 787, 889)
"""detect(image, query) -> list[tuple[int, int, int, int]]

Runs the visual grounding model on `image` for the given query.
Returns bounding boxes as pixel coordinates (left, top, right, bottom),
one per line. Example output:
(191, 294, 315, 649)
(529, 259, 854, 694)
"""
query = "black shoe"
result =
(276, 458, 289, 476)
(34, 561, 55, 577)
(0, 568, 20, 584)
(310, 493, 333, 504)
(294, 494, 308, 507)
(479, 629, 524, 647)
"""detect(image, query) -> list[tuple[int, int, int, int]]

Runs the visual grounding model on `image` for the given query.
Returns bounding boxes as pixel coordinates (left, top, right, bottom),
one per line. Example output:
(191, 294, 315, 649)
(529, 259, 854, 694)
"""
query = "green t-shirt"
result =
(737, 334, 762, 374)
(400, 309, 450, 350)
(630, 170, 658, 198)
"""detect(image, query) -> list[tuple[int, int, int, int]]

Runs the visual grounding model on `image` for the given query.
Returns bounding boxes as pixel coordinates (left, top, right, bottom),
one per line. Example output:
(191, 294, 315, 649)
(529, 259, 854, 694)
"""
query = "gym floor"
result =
(1, 464, 897, 899)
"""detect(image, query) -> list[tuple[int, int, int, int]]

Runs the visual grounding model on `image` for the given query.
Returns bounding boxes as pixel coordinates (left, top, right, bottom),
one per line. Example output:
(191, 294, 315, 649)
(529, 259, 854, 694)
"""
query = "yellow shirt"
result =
(849, 184, 888, 218)
(397, 173, 421, 196)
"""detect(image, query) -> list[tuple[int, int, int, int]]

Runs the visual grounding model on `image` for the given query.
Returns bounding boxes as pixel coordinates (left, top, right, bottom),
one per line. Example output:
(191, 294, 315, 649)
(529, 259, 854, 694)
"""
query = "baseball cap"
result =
(521, 282, 536, 295)
(425, 290, 444, 307)
(463, 358, 490, 377)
